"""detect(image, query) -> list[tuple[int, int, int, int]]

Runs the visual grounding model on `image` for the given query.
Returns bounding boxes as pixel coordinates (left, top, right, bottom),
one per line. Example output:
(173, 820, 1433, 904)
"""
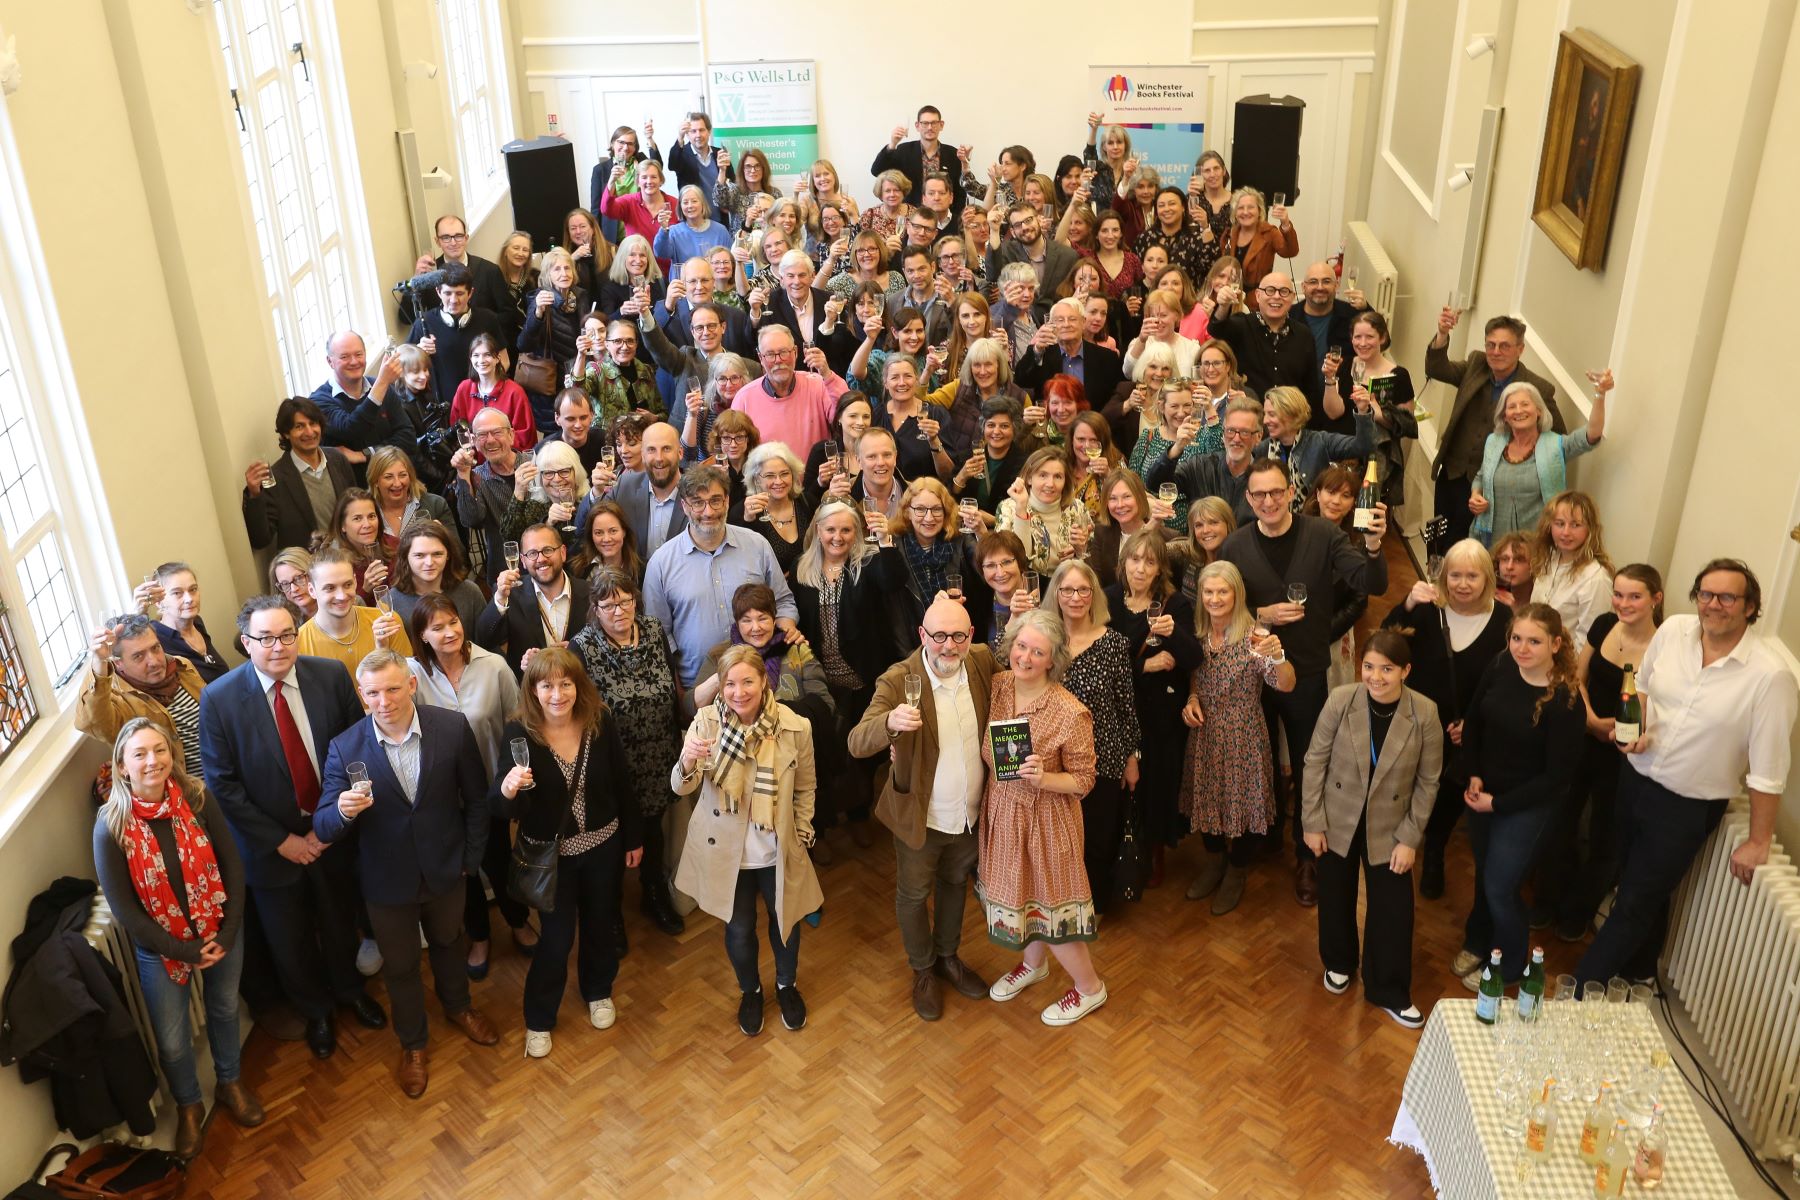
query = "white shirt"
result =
(254, 666, 319, 775)
(926, 661, 983, 835)
(535, 573, 573, 643)
(1537, 557, 1611, 643)
(1631, 615, 1799, 799)
(289, 450, 331, 481)
(791, 297, 815, 344)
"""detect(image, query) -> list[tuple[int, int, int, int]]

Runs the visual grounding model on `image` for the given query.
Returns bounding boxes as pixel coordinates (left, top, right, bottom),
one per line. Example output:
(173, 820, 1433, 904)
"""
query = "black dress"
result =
(1106, 587, 1203, 850)
(154, 618, 231, 684)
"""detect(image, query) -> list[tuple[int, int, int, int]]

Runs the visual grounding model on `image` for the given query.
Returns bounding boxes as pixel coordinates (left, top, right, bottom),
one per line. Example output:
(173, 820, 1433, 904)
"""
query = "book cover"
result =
(989, 717, 1033, 782)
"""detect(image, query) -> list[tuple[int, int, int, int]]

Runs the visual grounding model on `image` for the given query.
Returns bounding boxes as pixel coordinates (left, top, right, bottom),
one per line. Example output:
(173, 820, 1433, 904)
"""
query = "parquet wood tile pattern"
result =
(186, 539, 1563, 1199)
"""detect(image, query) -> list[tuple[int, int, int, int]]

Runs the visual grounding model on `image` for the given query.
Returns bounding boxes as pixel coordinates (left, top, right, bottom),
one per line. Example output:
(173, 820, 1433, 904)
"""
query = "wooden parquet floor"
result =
(186, 537, 1577, 1199)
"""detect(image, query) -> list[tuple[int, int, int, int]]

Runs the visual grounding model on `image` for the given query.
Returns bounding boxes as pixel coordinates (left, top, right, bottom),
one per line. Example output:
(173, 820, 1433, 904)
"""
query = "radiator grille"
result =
(1343, 220, 1398, 326)
(83, 894, 207, 1116)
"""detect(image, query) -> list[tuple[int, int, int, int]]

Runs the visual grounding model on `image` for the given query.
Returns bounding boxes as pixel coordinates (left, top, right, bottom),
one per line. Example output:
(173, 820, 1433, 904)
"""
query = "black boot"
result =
(641, 878, 685, 936)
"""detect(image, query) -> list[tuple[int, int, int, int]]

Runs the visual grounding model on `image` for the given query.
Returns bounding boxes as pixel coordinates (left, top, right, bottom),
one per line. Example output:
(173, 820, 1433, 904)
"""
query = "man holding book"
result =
(849, 596, 997, 1021)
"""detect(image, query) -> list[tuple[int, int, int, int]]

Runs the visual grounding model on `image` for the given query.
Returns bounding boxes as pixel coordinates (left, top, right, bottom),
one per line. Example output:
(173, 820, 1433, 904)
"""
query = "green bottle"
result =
(1518, 946, 1545, 1021)
(1475, 948, 1504, 1023)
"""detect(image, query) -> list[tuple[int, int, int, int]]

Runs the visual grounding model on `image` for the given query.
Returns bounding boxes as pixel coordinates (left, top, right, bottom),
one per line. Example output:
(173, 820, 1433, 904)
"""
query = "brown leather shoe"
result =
(933, 954, 989, 1000)
(447, 1005, 500, 1046)
(174, 1101, 207, 1159)
(396, 1049, 428, 1099)
(215, 1080, 265, 1127)
(911, 968, 942, 1021)
(1295, 859, 1319, 908)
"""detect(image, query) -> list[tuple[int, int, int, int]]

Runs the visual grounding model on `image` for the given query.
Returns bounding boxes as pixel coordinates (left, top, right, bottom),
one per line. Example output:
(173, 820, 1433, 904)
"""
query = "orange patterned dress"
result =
(975, 673, 1100, 949)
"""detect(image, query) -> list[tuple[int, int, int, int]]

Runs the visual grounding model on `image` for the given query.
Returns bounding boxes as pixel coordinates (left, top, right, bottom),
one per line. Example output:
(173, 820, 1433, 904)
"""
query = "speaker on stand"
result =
(1230, 94, 1305, 205)
(502, 136, 578, 252)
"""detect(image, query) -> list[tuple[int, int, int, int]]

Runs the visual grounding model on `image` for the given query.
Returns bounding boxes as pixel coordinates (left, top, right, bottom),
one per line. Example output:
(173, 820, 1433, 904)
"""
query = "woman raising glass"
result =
(1087, 210, 1143, 301)
(1226, 187, 1298, 289)
(1189, 256, 1248, 343)
(1135, 186, 1211, 286)
(716, 148, 781, 235)
(654, 184, 732, 267)
(1067, 412, 1121, 525)
(824, 232, 904, 300)
(738, 442, 812, 580)
(951, 396, 1029, 518)
(309, 488, 389, 603)
(518, 247, 590, 430)
(1117, 165, 1162, 250)
(502, 439, 591, 548)
(1334, 311, 1416, 512)
(849, 305, 929, 405)
(705, 410, 759, 514)
(1469, 376, 1612, 545)
(594, 235, 664, 326)
(1187, 150, 1235, 245)
(495, 229, 537, 350)
(598, 157, 676, 274)
(803, 392, 872, 507)
(561, 207, 613, 301)
(1123, 291, 1200, 379)
(875, 357, 954, 482)
(137, 561, 232, 683)
(873, 478, 975, 632)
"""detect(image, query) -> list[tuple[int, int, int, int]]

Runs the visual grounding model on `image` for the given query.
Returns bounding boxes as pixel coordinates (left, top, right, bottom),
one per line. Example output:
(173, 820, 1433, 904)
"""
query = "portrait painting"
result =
(1532, 30, 1640, 271)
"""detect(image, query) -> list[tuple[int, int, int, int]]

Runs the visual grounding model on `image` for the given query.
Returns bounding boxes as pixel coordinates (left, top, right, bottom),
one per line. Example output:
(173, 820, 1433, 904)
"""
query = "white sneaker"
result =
(524, 1030, 552, 1058)
(1323, 969, 1351, 995)
(987, 960, 1049, 1002)
(1041, 984, 1108, 1026)
(355, 938, 384, 977)
(588, 999, 616, 1030)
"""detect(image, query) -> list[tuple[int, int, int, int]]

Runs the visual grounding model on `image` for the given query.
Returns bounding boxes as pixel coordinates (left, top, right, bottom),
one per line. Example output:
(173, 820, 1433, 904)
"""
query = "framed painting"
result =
(1531, 29, 1641, 271)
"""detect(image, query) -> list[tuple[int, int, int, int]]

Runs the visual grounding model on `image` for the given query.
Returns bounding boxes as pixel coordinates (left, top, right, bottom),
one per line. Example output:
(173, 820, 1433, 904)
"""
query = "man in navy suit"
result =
(315, 649, 498, 1099)
(1015, 297, 1125, 404)
(474, 523, 592, 678)
(199, 596, 387, 1061)
(578, 421, 687, 555)
(753, 251, 852, 366)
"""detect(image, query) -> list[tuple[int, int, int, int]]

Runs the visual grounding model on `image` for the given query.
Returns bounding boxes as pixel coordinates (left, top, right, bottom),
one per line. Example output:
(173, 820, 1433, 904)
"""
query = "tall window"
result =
(437, 0, 512, 219)
(213, 0, 376, 395)
(0, 103, 117, 767)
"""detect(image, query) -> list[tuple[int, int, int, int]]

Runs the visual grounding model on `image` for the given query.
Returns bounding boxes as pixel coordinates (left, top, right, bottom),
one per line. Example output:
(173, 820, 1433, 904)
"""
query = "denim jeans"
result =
(133, 929, 245, 1107)
(1462, 801, 1557, 981)
(725, 867, 799, 993)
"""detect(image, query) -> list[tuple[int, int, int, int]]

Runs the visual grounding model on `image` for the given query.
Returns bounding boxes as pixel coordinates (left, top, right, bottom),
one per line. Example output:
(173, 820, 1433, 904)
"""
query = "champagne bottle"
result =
(1475, 948, 1504, 1023)
(1517, 946, 1545, 1022)
(1615, 665, 1642, 745)
(1352, 458, 1381, 531)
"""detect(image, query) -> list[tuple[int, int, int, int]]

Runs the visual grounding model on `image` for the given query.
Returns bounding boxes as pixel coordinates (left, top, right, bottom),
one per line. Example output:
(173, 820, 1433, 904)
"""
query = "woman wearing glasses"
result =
(501, 440, 591, 549)
(872, 478, 978, 635)
(737, 442, 811, 581)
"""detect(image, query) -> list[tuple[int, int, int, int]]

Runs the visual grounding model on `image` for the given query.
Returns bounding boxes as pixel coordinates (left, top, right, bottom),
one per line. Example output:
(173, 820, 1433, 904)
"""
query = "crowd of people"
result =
(78, 104, 1796, 1158)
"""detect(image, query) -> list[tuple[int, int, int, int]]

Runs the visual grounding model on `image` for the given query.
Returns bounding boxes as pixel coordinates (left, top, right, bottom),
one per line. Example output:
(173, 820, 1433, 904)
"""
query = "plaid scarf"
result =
(711, 691, 782, 831)
(898, 535, 955, 600)
(121, 781, 225, 984)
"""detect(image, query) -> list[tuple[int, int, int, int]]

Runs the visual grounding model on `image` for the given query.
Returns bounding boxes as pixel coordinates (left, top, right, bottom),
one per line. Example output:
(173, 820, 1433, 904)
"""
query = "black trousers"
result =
(523, 839, 624, 1031)
(1263, 671, 1330, 861)
(1575, 764, 1727, 986)
(1081, 776, 1125, 914)
(1421, 747, 1470, 864)
(366, 884, 470, 1051)
(251, 853, 367, 1020)
(726, 867, 800, 993)
(1201, 832, 1261, 865)
(1316, 811, 1416, 1009)
(820, 682, 876, 827)
(1535, 738, 1622, 926)
(1434, 474, 1475, 547)
(465, 814, 531, 941)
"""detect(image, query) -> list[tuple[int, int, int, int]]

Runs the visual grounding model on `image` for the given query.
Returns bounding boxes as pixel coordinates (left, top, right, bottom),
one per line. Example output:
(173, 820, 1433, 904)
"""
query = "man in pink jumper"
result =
(731, 325, 848, 459)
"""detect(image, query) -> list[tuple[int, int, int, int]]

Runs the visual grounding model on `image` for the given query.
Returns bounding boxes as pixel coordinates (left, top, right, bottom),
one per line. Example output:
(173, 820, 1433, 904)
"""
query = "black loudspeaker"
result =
(1230, 94, 1305, 204)
(503, 136, 578, 251)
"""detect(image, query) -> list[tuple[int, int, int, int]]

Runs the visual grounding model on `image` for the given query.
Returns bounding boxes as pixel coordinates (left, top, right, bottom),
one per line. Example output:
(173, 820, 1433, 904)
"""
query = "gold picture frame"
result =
(1531, 29, 1641, 271)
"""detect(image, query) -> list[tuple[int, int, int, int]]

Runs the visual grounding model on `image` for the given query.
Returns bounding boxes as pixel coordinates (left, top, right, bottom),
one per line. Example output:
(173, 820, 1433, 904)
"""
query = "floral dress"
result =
(569, 615, 681, 818)
(1178, 631, 1285, 838)
(976, 673, 1100, 949)
(577, 357, 665, 430)
(996, 500, 1091, 575)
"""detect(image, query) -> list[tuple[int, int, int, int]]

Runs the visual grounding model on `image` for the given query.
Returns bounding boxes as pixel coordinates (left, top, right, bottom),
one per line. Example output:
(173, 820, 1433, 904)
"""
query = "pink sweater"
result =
(730, 370, 848, 458)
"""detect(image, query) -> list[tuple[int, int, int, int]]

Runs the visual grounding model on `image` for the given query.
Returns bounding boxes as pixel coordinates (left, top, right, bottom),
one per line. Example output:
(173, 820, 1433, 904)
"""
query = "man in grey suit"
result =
(985, 206, 1080, 300)
(578, 420, 687, 557)
(1426, 309, 1564, 545)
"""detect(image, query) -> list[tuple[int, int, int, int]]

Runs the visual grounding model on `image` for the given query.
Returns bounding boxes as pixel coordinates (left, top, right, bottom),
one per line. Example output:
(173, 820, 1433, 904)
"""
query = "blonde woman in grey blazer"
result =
(1301, 629, 1443, 1029)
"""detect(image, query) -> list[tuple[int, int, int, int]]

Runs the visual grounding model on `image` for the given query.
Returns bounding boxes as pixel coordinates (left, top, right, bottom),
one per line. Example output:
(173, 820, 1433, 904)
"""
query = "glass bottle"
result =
(1518, 946, 1545, 1022)
(1476, 948, 1505, 1024)
(1580, 1081, 1614, 1165)
(1632, 1104, 1666, 1190)
(1524, 1076, 1557, 1159)
(1594, 1118, 1632, 1196)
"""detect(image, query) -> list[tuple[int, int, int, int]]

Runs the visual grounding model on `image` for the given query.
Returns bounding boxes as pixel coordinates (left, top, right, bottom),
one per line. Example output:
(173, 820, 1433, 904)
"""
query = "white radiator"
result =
(1342, 220, 1398, 326)
(84, 894, 206, 1115)
(1663, 801, 1800, 1162)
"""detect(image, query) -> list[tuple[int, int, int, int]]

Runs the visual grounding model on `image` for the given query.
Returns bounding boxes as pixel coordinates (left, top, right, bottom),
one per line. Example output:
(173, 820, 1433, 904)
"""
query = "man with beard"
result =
(582, 420, 688, 557)
(474, 524, 592, 678)
(1143, 396, 1265, 525)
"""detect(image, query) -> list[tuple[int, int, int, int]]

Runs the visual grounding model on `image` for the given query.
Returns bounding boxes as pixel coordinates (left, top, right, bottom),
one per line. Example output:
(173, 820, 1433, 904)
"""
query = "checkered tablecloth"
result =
(1388, 999, 1739, 1198)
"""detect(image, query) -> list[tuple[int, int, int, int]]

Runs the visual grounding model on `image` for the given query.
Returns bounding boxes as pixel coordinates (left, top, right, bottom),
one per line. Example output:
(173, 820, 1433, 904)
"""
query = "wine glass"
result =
(346, 762, 372, 814)
(1157, 482, 1178, 507)
(510, 737, 534, 790)
(1248, 619, 1271, 657)
(862, 503, 881, 546)
(1025, 571, 1041, 604)
(503, 540, 522, 573)
(1145, 600, 1164, 647)
(915, 414, 932, 442)
(958, 497, 979, 530)
(1344, 266, 1359, 292)
(456, 422, 475, 451)
(372, 585, 392, 614)
(1584, 367, 1607, 398)
(1287, 582, 1308, 607)
(904, 673, 923, 709)
(601, 445, 618, 474)
(824, 439, 841, 470)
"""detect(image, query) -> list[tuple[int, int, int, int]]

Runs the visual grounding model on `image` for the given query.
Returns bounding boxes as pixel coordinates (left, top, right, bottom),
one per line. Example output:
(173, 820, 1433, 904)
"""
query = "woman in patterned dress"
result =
(568, 568, 687, 939)
(978, 610, 1108, 1026)
(1179, 561, 1296, 915)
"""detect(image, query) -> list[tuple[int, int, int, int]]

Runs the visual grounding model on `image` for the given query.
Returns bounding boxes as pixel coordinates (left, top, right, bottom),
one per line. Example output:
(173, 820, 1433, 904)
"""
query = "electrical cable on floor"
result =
(1653, 971, 1786, 1194)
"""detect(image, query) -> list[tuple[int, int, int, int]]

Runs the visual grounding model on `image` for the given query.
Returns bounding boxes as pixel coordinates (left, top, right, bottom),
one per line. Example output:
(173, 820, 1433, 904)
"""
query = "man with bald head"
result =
(309, 330, 417, 461)
(1206, 270, 1323, 416)
(849, 595, 998, 1021)
(1292, 260, 1367, 435)
(581, 419, 688, 557)
(450, 408, 522, 583)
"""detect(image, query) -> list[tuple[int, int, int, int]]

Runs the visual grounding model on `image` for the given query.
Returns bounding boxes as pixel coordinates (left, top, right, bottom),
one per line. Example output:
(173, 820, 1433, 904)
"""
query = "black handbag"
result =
(1114, 784, 1151, 903)
(508, 831, 559, 912)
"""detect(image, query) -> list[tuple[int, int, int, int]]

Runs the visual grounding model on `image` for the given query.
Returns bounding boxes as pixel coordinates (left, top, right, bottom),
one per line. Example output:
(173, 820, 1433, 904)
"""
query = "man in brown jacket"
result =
(848, 596, 997, 1021)
(76, 613, 206, 772)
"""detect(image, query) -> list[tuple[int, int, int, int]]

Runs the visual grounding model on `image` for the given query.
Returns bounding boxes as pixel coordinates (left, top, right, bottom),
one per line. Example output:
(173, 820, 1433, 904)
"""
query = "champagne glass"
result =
(904, 672, 923, 708)
(1248, 618, 1271, 658)
(1287, 582, 1308, 607)
(510, 737, 534, 790)
(1025, 571, 1041, 604)
(372, 585, 392, 614)
(1157, 482, 1178, 507)
(1145, 600, 1164, 647)
(503, 540, 522, 573)
(824, 439, 841, 472)
(958, 497, 979, 529)
(1344, 266, 1359, 292)
(862, 502, 881, 546)
(456, 422, 475, 450)
(601, 445, 618, 473)
(1584, 367, 1607, 399)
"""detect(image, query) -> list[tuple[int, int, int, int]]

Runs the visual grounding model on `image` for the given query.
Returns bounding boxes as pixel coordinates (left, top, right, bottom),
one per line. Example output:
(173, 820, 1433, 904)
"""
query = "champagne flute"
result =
(503, 540, 522, 573)
(1344, 266, 1359, 292)
(862, 502, 881, 546)
(904, 672, 923, 709)
(1288, 582, 1309, 607)
(824, 439, 841, 472)
(372, 585, 392, 614)
(510, 737, 534, 790)
(456, 422, 475, 451)
(1025, 571, 1041, 604)
(1145, 600, 1164, 647)
(601, 445, 618, 474)
(958, 497, 979, 530)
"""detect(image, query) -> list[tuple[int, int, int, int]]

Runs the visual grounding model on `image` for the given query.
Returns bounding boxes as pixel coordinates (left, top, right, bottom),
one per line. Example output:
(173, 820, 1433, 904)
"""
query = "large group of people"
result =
(77, 102, 1795, 1158)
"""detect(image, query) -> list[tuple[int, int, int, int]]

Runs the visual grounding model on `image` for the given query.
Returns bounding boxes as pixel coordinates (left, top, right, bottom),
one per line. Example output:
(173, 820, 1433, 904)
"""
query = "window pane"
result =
(0, 340, 49, 542)
(242, 0, 276, 79)
(17, 532, 81, 686)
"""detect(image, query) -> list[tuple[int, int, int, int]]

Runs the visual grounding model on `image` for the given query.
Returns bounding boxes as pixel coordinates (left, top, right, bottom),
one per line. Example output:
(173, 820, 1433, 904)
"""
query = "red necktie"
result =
(272, 682, 321, 816)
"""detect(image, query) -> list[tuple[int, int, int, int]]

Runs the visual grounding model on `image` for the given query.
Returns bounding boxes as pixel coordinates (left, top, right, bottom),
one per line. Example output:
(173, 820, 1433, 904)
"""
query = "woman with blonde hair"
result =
(998, 446, 1089, 574)
(93, 719, 258, 1157)
(874, 476, 974, 630)
(367, 444, 457, 557)
(595, 233, 665, 320)
(1180, 561, 1296, 913)
(1527, 490, 1615, 641)
(495, 228, 539, 347)
(269, 547, 318, 620)
(497, 647, 643, 1058)
(1256, 385, 1375, 504)
(1122, 289, 1200, 378)
(518, 245, 590, 423)
(1225, 186, 1299, 287)
(1171, 496, 1235, 605)
(863, 169, 912, 247)
(674, 643, 823, 1036)
(653, 184, 732, 266)
(598, 156, 676, 271)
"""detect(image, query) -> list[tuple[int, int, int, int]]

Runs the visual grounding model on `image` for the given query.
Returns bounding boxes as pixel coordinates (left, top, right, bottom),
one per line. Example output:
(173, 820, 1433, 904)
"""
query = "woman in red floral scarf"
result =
(91, 718, 261, 1159)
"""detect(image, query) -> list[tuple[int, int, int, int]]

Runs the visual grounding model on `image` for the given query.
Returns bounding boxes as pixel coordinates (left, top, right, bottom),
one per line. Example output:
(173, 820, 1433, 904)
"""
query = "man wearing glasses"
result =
(871, 105, 968, 213)
(402, 213, 509, 324)
(200, 595, 385, 1063)
(474, 523, 591, 678)
(1144, 396, 1265, 525)
(1293, 261, 1367, 436)
(732, 325, 849, 461)
(1577, 559, 1798, 986)
(1426, 308, 1564, 544)
(1205, 271, 1323, 415)
(848, 597, 997, 1020)
(1218, 457, 1388, 907)
(644, 464, 799, 691)
(987, 205, 1079, 299)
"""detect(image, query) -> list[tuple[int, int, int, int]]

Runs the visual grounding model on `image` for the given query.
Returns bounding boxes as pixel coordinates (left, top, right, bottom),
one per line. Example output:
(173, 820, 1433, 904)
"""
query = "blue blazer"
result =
(313, 705, 489, 907)
(199, 657, 364, 889)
